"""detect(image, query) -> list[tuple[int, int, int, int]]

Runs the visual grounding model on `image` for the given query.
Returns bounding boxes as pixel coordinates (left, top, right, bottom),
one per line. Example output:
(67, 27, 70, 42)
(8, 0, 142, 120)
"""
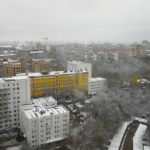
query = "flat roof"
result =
(23, 97, 69, 119)
(68, 60, 91, 65)
(17, 70, 88, 77)
(32, 96, 56, 104)
(90, 77, 106, 81)
(24, 105, 68, 119)
(32, 59, 50, 62)
(30, 51, 44, 54)
(0, 76, 28, 83)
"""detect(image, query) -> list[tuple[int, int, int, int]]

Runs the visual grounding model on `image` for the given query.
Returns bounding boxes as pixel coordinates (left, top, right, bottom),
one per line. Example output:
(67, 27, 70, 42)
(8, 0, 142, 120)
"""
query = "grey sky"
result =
(0, 0, 150, 42)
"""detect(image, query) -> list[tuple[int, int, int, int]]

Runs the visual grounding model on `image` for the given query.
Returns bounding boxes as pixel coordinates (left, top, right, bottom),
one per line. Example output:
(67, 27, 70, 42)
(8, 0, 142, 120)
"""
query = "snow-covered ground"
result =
(132, 117, 148, 123)
(133, 124, 147, 150)
(144, 146, 150, 150)
(6, 145, 22, 150)
(108, 121, 131, 150)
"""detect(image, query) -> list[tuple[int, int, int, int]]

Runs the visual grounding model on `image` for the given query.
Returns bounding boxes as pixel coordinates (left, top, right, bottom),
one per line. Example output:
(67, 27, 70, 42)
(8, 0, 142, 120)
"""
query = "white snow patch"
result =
(133, 124, 147, 150)
(144, 146, 150, 150)
(108, 121, 130, 150)
(132, 117, 147, 123)
(6, 145, 22, 150)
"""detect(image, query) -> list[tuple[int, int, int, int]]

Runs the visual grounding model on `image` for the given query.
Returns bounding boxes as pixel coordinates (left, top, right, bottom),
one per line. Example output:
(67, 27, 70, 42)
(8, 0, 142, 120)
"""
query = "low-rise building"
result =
(88, 77, 106, 95)
(20, 97, 70, 149)
(67, 61, 92, 79)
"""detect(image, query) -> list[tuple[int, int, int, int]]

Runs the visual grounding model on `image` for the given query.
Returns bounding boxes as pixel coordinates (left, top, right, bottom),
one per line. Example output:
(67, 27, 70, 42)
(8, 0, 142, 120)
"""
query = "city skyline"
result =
(0, 0, 150, 43)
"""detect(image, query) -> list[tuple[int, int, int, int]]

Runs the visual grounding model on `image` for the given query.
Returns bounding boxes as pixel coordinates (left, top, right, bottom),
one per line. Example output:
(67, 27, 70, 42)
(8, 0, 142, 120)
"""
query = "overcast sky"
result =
(0, 0, 150, 43)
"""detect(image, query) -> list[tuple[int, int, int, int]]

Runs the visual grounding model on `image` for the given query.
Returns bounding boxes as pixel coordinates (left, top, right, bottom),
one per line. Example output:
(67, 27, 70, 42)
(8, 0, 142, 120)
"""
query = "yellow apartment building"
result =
(32, 59, 50, 72)
(28, 70, 88, 98)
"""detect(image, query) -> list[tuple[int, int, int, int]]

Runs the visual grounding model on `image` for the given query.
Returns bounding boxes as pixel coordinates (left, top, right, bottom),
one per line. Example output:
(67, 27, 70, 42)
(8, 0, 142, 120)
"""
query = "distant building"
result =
(46, 45, 56, 55)
(126, 44, 144, 57)
(0, 76, 30, 131)
(88, 77, 106, 95)
(0, 54, 16, 60)
(2, 57, 27, 77)
(19, 57, 26, 73)
(2, 60, 21, 77)
(67, 61, 92, 78)
(32, 59, 50, 72)
(20, 97, 70, 149)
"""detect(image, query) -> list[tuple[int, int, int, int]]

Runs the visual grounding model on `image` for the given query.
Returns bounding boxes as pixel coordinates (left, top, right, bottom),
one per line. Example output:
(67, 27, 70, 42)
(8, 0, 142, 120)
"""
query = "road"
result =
(119, 121, 139, 150)
(119, 119, 148, 150)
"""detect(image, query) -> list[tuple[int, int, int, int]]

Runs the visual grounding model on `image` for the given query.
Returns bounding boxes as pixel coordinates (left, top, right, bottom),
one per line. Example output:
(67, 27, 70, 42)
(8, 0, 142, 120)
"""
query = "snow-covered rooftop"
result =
(17, 70, 88, 77)
(32, 58, 50, 62)
(30, 51, 44, 54)
(68, 60, 91, 65)
(89, 77, 106, 82)
(25, 105, 68, 119)
(75, 103, 84, 109)
(0, 76, 28, 83)
(23, 97, 69, 119)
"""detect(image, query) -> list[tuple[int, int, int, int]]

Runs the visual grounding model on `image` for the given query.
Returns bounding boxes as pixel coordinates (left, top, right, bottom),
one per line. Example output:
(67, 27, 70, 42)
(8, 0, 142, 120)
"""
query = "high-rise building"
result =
(0, 76, 30, 131)
(20, 97, 70, 149)
(2, 60, 21, 77)
(32, 59, 50, 73)
(67, 61, 92, 79)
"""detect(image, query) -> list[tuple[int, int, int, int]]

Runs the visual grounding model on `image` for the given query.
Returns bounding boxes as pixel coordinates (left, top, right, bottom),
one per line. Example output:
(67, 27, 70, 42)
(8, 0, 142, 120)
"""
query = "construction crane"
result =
(42, 37, 48, 41)
(42, 37, 48, 51)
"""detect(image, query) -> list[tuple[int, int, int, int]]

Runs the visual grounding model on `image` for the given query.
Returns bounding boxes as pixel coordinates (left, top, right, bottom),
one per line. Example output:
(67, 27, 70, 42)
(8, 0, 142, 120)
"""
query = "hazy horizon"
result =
(0, 0, 150, 43)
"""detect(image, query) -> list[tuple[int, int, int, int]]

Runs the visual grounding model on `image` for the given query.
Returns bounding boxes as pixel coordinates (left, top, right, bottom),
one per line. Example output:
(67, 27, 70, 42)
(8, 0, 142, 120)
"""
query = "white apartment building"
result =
(88, 77, 106, 95)
(0, 76, 30, 131)
(67, 61, 92, 78)
(20, 97, 70, 149)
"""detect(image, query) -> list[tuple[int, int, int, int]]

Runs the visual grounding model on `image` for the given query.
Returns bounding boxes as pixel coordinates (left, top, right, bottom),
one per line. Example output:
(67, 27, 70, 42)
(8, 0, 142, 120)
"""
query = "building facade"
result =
(2, 61, 21, 77)
(0, 76, 30, 131)
(2, 58, 27, 77)
(19, 57, 27, 73)
(88, 77, 106, 95)
(67, 61, 92, 79)
(126, 44, 144, 57)
(32, 59, 50, 73)
(18, 70, 88, 98)
(20, 97, 70, 149)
